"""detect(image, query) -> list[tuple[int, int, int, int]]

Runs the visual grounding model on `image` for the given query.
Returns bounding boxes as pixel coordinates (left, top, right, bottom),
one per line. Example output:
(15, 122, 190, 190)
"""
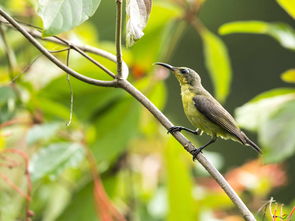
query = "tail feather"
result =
(241, 132, 262, 154)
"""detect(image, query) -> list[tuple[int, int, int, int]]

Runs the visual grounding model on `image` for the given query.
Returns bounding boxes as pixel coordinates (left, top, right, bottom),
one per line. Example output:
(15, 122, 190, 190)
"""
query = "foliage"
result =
(0, 0, 294, 220)
(219, 4, 295, 164)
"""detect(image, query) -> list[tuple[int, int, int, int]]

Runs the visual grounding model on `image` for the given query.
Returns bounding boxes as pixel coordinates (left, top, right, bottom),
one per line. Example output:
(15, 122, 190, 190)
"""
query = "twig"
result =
(0, 9, 117, 87)
(65, 49, 73, 126)
(115, 0, 124, 79)
(0, 18, 129, 78)
(53, 36, 116, 78)
(0, 23, 16, 79)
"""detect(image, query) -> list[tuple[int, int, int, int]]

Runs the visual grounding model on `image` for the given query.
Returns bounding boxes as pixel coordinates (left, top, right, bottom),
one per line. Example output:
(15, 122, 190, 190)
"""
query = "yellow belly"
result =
(181, 88, 232, 140)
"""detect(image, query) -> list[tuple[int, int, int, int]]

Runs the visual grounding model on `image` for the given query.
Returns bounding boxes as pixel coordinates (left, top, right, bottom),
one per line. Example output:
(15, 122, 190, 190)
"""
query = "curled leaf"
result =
(126, 0, 152, 47)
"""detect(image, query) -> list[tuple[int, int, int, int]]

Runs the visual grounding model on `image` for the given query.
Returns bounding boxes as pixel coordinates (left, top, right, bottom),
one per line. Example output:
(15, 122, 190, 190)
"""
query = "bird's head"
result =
(155, 62, 201, 86)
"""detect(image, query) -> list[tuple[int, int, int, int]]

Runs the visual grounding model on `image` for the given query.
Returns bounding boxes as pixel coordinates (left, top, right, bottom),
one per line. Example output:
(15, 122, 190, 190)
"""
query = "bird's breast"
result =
(180, 86, 228, 137)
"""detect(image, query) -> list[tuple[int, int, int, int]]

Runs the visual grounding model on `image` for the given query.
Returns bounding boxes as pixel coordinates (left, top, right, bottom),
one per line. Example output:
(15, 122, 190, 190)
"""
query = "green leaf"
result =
(92, 99, 140, 162)
(38, 0, 101, 36)
(281, 69, 295, 83)
(235, 88, 295, 131)
(200, 29, 232, 102)
(57, 182, 97, 221)
(219, 21, 295, 51)
(0, 86, 15, 105)
(0, 86, 17, 123)
(126, 0, 152, 47)
(164, 137, 195, 221)
(276, 0, 295, 19)
(30, 142, 85, 181)
(26, 123, 62, 145)
(260, 100, 295, 163)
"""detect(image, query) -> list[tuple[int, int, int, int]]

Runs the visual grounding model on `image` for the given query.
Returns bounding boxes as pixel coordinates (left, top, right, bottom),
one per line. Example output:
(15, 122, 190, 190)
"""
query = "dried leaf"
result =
(126, 0, 152, 47)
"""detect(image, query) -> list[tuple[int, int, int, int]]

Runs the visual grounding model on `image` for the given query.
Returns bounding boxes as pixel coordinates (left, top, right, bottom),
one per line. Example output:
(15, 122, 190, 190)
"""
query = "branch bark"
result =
(0, 7, 256, 221)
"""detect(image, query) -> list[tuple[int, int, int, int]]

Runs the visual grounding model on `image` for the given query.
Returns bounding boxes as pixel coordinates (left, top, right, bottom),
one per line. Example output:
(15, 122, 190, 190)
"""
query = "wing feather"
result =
(193, 95, 246, 143)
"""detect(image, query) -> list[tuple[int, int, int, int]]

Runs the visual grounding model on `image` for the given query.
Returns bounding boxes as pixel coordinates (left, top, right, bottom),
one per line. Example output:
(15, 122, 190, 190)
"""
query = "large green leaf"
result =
(39, 76, 123, 121)
(200, 29, 232, 102)
(92, 99, 140, 162)
(276, 0, 295, 19)
(235, 88, 295, 131)
(164, 137, 195, 221)
(126, 0, 152, 47)
(30, 142, 85, 181)
(260, 100, 295, 163)
(38, 0, 101, 36)
(26, 122, 62, 145)
(219, 21, 295, 51)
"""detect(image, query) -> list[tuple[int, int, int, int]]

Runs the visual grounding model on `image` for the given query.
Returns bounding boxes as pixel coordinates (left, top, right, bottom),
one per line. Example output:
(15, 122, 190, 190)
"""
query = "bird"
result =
(155, 62, 261, 159)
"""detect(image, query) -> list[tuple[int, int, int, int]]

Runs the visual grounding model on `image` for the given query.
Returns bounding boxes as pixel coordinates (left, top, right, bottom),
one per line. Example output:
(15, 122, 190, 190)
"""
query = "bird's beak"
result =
(154, 62, 175, 71)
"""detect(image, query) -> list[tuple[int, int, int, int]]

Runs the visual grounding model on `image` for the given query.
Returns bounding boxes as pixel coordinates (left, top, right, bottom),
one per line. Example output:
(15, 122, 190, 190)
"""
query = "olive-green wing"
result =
(193, 95, 245, 143)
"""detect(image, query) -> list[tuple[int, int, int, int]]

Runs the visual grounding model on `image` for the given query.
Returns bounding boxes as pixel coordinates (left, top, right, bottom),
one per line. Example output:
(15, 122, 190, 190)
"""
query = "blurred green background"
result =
(0, 0, 295, 220)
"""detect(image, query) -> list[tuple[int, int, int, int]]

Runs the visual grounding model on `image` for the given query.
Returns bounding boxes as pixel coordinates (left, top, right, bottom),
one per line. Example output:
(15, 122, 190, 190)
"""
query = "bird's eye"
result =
(180, 68, 189, 74)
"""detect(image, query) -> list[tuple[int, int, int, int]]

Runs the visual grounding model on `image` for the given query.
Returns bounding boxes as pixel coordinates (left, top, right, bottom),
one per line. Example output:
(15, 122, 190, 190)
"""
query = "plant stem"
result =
(115, 0, 124, 79)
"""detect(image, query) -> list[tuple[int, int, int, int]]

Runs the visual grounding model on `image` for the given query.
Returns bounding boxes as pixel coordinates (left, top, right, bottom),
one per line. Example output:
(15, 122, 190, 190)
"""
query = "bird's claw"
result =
(190, 148, 203, 161)
(167, 126, 183, 134)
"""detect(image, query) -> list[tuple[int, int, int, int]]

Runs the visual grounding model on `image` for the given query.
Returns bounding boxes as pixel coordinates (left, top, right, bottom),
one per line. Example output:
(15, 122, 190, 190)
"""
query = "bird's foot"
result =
(167, 126, 184, 134)
(167, 126, 200, 135)
(190, 147, 204, 160)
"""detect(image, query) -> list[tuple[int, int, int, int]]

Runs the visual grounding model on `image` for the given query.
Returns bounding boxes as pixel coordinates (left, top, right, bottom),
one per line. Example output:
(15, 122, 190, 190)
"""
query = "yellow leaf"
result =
(281, 69, 295, 83)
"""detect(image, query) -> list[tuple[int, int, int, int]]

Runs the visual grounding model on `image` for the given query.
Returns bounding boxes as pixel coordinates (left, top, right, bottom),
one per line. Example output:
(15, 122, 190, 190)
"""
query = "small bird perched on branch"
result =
(155, 62, 261, 159)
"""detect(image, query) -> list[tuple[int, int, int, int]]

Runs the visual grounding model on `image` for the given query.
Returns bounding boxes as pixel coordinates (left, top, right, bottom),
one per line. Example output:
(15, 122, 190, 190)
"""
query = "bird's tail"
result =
(241, 132, 262, 154)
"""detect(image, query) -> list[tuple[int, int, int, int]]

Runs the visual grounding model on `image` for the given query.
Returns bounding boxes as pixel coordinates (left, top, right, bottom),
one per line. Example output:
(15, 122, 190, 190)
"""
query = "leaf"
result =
(38, 0, 101, 36)
(260, 100, 295, 163)
(26, 123, 62, 145)
(235, 88, 295, 131)
(29, 142, 85, 181)
(219, 21, 295, 51)
(281, 69, 295, 83)
(164, 137, 195, 221)
(126, 0, 152, 47)
(276, 0, 295, 19)
(57, 182, 97, 221)
(92, 99, 140, 162)
(200, 28, 232, 102)
(0, 86, 17, 123)
(0, 86, 15, 105)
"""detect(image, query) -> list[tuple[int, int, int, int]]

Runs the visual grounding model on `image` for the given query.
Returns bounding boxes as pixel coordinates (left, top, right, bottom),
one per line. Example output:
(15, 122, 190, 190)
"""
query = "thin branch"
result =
(0, 9, 117, 87)
(117, 79, 256, 221)
(53, 36, 116, 78)
(115, 0, 125, 79)
(65, 49, 73, 126)
(0, 17, 129, 78)
(0, 23, 16, 79)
